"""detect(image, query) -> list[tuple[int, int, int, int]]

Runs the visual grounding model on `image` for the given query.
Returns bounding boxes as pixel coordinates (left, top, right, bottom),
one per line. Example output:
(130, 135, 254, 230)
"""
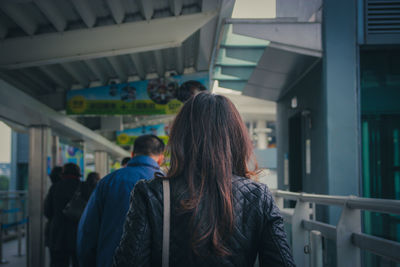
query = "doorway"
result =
(288, 113, 304, 193)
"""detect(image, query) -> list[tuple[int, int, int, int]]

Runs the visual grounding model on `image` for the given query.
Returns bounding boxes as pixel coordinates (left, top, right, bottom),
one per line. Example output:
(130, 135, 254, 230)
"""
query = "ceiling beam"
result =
(231, 20, 322, 56)
(0, 4, 37, 35)
(106, 0, 124, 24)
(21, 68, 54, 93)
(39, 65, 70, 89)
(0, 71, 40, 96)
(129, 53, 146, 80)
(175, 46, 184, 74)
(137, 0, 153, 21)
(169, 0, 183, 16)
(0, 79, 130, 158)
(0, 20, 8, 39)
(34, 0, 67, 32)
(85, 59, 107, 85)
(70, 0, 96, 28)
(196, 0, 225, 71)
(0, 11, 218, 69)
(107, 56, 128, 83)
(61, 62, 90, 87)
(153, 50, 165, 78)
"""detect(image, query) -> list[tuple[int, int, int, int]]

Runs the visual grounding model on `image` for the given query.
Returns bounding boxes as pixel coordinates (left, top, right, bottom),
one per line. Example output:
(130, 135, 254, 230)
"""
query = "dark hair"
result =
(133, 135, 165, 156)
(121, 157, 131, 166)
(86, 172, 100, 186)
(63, 163, 81, 177)
(167, 92, 257, 256)
(176, 80, 207, 102)
(49, 166, 63, 184)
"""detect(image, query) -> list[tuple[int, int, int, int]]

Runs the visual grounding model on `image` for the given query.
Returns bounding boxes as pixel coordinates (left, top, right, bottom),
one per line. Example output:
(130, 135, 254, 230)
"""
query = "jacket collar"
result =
(127, 155, 160, 170)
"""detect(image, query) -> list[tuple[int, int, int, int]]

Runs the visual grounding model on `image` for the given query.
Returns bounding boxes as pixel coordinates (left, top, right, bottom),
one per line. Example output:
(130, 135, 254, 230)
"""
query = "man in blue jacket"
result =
(77, 134, 165, 267)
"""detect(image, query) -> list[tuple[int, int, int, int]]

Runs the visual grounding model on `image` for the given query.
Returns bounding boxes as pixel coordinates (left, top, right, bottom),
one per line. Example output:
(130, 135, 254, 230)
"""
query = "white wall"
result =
(0, 121, 11, 163)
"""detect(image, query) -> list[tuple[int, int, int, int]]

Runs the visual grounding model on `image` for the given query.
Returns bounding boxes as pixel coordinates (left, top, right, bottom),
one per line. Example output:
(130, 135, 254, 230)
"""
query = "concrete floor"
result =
(0, 238, 26, 267)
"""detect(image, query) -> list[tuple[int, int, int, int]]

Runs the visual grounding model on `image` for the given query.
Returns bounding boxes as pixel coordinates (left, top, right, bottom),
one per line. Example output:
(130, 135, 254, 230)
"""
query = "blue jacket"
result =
(77, 156, 160, 267)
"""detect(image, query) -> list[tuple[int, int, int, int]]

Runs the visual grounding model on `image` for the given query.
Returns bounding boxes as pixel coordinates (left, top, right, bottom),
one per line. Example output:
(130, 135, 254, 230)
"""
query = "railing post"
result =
(336, 205, 361, 267)
(0, 210, 7, 264)
(274, 195, 284, 210)
(309, 230, 323, 267)
(291, 200, 311, 267)
(16, 208, 22, 257)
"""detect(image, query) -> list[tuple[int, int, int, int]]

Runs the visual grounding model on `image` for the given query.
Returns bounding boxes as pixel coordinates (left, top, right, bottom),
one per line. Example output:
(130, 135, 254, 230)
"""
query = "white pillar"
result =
(28, 126, 51, 267)
(51, 135, 60, 167)
(255, 120, 267, 149)
(95, 151, 109, 178)
(248, 121, 254, 139)
(10, 131, 18, 191)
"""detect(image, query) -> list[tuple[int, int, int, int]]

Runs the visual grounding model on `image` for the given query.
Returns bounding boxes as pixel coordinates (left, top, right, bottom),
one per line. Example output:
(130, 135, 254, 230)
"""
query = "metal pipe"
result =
(273, 190, 400, 215)
(225, 18, 299, 24)
(352, 233, 400, 263)
(302, 220, 336, 241)
(309, 230, 323, 267)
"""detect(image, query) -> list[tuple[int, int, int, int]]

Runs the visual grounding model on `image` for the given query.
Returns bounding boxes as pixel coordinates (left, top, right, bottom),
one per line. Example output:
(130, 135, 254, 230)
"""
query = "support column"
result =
(51, 135, 60, 167)
(95, 151, 109, 178)
(10, 131, 18, 191)
(254, 120, 269, 149)
(28, 126, 51, 267)
(323, 0, 359, 221)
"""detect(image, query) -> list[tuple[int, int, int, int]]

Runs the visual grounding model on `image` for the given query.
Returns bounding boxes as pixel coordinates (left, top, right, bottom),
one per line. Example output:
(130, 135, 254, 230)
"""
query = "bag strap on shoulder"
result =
(162, 178, 170, 267)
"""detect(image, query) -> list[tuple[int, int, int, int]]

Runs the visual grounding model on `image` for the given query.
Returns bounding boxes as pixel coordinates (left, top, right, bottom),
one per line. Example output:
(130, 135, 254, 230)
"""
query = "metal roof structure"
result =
(0, 0, 230, 106)
(212, 0, 323, 102)
(0, 0, 235, 156)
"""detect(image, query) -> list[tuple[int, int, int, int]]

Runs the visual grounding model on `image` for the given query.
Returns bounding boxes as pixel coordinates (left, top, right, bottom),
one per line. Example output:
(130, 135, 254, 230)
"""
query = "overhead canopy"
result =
(0, 0, 235, 144)
(0, 0, 231, 104)
(212, 16, 322, 101)
(0, 79, 130, 158)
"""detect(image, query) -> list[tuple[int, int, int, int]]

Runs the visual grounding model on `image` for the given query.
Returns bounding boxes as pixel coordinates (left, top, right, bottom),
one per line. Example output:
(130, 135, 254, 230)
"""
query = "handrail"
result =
(352, 233, 400, 263)
(0, 191, 27, 196)
(274, 190, 400, 215)
(272, 190, 400, 266)
(302, 220, 337, 241)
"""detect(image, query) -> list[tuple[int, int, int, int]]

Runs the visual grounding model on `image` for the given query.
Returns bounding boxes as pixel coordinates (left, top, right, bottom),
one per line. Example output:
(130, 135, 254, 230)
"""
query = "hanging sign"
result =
(66, 72, 208, 115)
(116, 123, 170, 146)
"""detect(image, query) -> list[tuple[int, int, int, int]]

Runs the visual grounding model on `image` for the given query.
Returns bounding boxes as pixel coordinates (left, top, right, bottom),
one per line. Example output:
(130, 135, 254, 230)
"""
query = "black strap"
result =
(162, 179, 170, 267)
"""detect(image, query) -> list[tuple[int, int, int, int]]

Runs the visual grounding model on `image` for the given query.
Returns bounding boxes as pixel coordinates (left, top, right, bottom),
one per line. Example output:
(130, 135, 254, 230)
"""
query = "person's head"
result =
(86, 172, 100, 187)
(133, 135, 165, 166)
(121, 157, 131, 167)
(167, 92, 257, 256)
(49, 166, 63, 184)
(176, 80, 207, 102)
(62, 163, 81, 178)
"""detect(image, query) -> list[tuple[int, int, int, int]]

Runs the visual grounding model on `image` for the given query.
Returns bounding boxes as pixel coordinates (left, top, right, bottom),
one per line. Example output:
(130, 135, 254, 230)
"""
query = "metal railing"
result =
(272, 190, 400, 267)
(0, 191, 27, 263)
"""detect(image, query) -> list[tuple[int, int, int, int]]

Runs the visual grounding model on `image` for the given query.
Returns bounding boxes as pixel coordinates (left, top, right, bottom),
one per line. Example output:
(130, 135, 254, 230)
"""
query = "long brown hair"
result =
(167, 92, 257, 256)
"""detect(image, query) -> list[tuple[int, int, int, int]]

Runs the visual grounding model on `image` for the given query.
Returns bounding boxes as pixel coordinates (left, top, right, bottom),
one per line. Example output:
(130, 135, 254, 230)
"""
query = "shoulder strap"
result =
(162, 178, 170, 267)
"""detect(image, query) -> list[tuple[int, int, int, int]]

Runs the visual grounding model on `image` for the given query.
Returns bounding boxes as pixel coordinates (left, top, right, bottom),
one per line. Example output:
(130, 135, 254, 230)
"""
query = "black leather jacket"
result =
(113, 176, 295, 267)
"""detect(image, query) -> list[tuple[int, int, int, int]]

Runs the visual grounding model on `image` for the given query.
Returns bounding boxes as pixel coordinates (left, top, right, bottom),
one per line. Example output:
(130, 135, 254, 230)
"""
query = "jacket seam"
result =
(268, 222, 289, 266)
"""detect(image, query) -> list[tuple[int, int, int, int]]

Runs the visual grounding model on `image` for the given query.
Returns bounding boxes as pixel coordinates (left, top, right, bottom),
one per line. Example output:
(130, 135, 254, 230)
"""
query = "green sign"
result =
(66, 72, 208, 115)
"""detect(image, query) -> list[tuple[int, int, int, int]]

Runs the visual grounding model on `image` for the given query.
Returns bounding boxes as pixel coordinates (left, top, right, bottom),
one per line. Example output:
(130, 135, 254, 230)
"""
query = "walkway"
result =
(1, 238, 26, 267)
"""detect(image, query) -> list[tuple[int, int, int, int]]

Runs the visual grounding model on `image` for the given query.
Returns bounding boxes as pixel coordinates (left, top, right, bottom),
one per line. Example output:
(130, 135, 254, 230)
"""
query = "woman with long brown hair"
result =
(113, 92, 295, 266)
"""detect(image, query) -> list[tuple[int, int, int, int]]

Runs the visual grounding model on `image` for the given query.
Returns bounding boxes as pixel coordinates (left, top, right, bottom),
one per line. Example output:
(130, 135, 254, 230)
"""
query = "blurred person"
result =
(49, 166, 63, 184)
(120, 157, 131, 168)
(81, 172, 100, 201)
(113, 93, 295, 266)
(77, 135, 165, 267)
(45, 166, 63, 249)
(176, 80, 207, 102)
(44, 163, 82, 267)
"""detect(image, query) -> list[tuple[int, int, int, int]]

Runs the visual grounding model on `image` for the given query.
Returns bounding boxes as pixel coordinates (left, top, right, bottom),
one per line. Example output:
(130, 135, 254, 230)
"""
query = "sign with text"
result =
(116, 124, 169, 146)
(66, 72, 208, 115)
